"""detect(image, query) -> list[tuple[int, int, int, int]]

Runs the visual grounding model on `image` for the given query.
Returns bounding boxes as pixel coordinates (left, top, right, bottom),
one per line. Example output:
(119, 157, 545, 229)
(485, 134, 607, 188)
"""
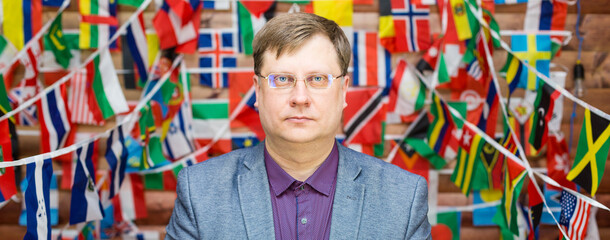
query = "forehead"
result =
(261, 34, 341, 75)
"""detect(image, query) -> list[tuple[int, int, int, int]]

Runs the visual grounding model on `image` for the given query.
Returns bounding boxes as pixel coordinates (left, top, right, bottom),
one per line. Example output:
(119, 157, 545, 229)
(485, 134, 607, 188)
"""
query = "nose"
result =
(289, 79, 311, 107)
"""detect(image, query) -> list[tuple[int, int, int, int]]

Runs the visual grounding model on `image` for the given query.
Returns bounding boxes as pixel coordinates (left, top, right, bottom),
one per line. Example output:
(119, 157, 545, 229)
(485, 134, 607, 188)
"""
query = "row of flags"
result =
(0, 0, 605, 239)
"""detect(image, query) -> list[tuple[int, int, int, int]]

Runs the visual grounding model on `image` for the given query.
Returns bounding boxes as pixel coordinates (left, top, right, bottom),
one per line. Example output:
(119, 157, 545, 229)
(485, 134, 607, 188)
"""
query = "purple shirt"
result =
(264, 143, 339, 240)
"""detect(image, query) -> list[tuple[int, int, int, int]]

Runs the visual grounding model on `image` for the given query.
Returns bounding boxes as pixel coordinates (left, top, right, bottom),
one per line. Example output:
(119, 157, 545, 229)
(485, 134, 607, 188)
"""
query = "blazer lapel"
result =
(329, 145, 365, 239)
(237, 143, 275, 239)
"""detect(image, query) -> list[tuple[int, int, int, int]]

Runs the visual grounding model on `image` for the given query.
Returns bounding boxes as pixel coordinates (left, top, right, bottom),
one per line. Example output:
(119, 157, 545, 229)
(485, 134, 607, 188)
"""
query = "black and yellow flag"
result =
(567, 108, 610, 196)
(44, 12, 72, 69)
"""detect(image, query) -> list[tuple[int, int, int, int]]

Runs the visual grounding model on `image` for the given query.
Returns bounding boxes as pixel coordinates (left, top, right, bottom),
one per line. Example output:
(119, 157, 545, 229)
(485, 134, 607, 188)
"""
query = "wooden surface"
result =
(2, 0, 610, 239)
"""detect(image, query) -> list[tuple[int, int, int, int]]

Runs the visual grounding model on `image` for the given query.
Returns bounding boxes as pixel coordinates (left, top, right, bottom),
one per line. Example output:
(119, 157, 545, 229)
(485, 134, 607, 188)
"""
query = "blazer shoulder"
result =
(184, 146, 254, 177)
(341, 146, 425, 185)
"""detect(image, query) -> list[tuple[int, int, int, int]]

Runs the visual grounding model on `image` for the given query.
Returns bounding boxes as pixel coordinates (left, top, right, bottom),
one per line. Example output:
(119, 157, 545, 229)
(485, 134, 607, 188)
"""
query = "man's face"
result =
(254, 34, 349, 145)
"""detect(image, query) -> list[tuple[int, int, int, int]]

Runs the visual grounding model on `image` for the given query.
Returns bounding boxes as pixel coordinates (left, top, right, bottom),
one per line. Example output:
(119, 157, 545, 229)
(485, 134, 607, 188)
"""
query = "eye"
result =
(312, 76, 324, 82)
(277, 76, 289, 82)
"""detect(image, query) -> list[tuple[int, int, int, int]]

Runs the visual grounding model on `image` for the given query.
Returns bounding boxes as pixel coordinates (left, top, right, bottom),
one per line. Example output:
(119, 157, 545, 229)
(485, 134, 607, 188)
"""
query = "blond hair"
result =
(252, 12, 351, 77)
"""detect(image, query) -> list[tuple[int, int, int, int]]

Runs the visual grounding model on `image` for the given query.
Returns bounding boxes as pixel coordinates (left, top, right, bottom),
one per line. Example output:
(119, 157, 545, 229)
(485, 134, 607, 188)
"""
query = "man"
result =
(166, 13, 431, 239)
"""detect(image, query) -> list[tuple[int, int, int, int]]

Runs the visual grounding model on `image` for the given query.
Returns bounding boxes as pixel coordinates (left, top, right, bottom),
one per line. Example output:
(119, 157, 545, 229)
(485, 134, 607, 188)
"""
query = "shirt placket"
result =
(295, 182, 311, 240)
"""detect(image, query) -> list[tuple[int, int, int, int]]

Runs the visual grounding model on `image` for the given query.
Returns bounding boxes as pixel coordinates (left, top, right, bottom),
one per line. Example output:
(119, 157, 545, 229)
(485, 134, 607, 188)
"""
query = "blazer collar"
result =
(238, 143, 276, 239)
(238, 142, 366, 239)
(329, 144, 365, 239)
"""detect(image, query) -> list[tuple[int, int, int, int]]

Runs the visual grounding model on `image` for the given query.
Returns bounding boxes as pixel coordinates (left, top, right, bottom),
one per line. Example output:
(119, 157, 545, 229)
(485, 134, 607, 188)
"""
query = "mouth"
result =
(285, 116, 313, 123)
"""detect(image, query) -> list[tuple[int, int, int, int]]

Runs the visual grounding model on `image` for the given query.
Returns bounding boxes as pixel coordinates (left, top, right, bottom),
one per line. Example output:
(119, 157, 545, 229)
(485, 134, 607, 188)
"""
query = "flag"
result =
(511, 34, 551, 90)
(106, 126, 128, 200)
(451, 124, 485, 196)
(343, 87, 386, 145)
(43, 0, 65, 7)
(352, 31, 392, 87)
(42, 30, 80, 75)
(138, 103, 170, 169)
(2, 0, 42, 50)
(58, 132, 98, 190)
(529, 82, 560, 151)
(476, 140, 504, 190)
(44, 12, 72, 69)
(125, 13, 149, 85)
(472, 189, 502, 226)
(68, 70, 105, 125)
(449, 0, 473, 41)
(495, 0, 527, 4)
(0, 36, 17, 73)
(415, 35, 442, 74)
(476, 81, 499, 137)
(23, 158, 53, 240)
(8, 77, 41, 126)
(70, 141, 105, 224)
(198, 29, 238, 88)
(566, 108, 610, 196)
(143, 171, 177, 190)
(38, 85, 72, 153)
(390, 140, 430, 182)
(499, 52, 523, 96)
(378, 0, 396, 52)
(524, 0, 567, 58)
(192, 99, 231, 155)
(388, 59, 425, 118)
(313, 0, 353, 45)
(229, 71, 265, 139)
(388, 0, 431, 52)
(0, 111, 17, 204)
(541, 185, 562, 224)
(118, 0, 145, 7)
(236, 1, 275, 55)
(86, 50, 129, 121)
(202, 0, 229, 9)
(19, 173, 59, 227)
(19, 40, 42, 84)
(232, 132, 260, 149)
(432, 211, 461, 240)
(559, 190, 591, 240)
(546, 135, 576, 190)
(79, 0, 119, 50)
(427, 93, 458, 162)
(152, 0, 201, 53)
(112, 173, 147, 221)
(436, 42, 465, 85)
(163, 97, 195, 161)
(508, 96, 538, 156)
(494, 158, 527, 236)
(527, 181, 543, 240)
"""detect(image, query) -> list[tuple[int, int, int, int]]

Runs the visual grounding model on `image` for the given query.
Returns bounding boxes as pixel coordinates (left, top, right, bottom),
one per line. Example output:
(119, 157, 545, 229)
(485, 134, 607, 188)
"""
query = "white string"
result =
(0, 0, 154, 123)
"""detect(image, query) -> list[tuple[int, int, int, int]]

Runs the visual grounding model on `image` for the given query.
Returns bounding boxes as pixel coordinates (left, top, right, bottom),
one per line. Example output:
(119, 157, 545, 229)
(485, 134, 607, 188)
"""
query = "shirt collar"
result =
(264, 142, 339, 197)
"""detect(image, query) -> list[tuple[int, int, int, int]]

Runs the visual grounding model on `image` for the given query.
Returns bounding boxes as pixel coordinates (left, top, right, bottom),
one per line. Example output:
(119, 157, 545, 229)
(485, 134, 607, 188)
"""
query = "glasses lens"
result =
(306, 74, 331, 88)
(269, 74, 295, 88)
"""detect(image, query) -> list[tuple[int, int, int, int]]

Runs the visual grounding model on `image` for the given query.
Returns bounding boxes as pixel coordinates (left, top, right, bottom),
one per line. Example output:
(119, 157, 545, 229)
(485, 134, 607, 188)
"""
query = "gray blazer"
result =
(165, 143, 431, 239)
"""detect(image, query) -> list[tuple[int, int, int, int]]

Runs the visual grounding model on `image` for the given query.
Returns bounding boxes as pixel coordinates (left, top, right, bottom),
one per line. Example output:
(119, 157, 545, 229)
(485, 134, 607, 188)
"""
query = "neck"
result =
(265, 137, 335, 182)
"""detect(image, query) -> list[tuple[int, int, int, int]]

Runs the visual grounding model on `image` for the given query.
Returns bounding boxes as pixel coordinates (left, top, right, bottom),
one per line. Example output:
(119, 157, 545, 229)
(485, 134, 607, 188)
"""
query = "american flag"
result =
(68, 71, 104, 125)
(559, 190, 591, 240)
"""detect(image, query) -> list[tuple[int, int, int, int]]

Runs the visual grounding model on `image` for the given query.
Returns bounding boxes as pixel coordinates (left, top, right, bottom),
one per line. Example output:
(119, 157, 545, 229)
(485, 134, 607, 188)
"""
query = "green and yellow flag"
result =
(44, 12, 73, 69)
(493, 157, 527, 236)
(567, 108, 610, 196)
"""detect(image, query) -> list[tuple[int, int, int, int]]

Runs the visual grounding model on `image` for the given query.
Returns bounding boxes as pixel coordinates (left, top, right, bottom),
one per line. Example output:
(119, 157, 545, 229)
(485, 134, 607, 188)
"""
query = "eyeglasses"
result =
(258, 73, 343, 89)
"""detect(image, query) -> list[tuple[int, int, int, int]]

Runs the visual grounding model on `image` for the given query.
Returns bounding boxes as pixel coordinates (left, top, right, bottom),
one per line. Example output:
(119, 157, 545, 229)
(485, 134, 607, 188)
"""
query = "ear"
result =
(341, 75, 350, 108)
(253, 74, 260, 108)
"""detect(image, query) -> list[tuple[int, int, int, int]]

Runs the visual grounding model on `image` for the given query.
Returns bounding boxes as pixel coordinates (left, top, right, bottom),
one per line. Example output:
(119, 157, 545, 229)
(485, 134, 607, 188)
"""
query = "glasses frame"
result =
(258, 73, 343, 89)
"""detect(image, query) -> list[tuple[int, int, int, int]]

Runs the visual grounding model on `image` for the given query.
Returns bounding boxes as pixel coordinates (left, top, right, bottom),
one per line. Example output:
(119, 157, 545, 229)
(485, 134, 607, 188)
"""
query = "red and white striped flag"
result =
(559, 190, 591, 240)
(112, 173, 147, 221)
(68, 71, 105, 125)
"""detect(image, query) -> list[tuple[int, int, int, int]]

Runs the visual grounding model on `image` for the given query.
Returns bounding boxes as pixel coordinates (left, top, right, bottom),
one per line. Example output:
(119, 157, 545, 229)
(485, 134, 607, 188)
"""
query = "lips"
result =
(285, 116, 313, 123)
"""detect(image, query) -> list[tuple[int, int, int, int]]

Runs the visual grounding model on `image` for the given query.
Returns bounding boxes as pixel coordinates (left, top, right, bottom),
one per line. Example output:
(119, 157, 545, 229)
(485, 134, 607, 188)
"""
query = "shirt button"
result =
(301, 218, 307, 224)
(300, 185, 305, 190)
